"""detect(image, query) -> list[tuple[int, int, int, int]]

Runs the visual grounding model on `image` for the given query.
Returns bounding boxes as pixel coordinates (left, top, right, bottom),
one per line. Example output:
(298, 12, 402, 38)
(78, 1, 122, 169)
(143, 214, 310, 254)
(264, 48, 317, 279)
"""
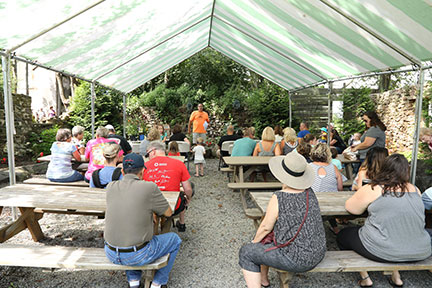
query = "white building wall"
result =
(16, 62, 57, 117)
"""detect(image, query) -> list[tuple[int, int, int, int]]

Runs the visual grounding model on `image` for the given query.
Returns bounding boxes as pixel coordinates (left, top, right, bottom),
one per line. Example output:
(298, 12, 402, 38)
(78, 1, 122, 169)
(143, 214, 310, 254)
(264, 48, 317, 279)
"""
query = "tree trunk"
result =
(55, 73, 69, 110)
(164, 70, 169, 84)
(379, 74, 391, 92)
(69, 76, 75, 98)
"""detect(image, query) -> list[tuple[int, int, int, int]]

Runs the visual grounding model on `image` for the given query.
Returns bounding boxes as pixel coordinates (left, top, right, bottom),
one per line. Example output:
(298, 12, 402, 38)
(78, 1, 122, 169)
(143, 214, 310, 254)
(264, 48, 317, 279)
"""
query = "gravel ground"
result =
(1, 158, 432, 287)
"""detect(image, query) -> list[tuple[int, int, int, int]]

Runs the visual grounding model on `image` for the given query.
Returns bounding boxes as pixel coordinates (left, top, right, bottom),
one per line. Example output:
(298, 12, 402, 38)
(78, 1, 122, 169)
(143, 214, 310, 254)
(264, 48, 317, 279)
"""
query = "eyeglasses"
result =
(145, 148, 156, 157)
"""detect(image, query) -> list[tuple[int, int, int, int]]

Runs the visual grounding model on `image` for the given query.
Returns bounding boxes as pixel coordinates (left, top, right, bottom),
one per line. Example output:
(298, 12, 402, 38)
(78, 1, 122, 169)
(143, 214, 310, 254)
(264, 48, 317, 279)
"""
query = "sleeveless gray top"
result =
(310, 163, 338, 192)
(258, 141, 276, 156)
(359, 191, 432, 262)
(283, 141, 298, 155)
(274, 189, 326, 268)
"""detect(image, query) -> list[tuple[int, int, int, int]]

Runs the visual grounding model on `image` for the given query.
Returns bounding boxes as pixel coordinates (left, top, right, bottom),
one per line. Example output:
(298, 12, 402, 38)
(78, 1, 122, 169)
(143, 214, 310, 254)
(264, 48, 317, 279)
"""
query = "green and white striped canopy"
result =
(1, 0, 432, 93)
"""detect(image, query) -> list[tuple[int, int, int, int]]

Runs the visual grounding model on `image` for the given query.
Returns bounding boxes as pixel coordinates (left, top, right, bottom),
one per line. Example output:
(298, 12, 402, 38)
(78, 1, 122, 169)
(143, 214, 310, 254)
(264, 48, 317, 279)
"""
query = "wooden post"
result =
(278, 271, 294, 288)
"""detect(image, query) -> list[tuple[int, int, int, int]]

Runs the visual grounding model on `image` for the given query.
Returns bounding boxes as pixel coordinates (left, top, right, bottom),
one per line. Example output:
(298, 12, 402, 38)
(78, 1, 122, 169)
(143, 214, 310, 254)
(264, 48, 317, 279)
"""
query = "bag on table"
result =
(342, 147, 357, 161)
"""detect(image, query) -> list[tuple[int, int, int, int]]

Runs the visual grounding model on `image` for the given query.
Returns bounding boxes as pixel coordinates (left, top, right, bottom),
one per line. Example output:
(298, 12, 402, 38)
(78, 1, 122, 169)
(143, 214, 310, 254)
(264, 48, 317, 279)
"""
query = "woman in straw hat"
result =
(239, 151, 326, 288)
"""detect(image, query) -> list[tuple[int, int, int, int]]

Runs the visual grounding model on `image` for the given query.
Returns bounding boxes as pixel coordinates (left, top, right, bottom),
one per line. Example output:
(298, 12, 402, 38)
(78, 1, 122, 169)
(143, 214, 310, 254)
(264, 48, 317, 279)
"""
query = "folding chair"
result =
(218, 140, 235, 170)
(175, 141, 191, 171)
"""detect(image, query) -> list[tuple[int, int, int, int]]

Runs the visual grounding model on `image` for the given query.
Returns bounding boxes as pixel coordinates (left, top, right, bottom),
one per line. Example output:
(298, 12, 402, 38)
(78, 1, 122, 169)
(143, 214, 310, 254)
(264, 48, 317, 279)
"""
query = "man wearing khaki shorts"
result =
(188, 103, 209, 144)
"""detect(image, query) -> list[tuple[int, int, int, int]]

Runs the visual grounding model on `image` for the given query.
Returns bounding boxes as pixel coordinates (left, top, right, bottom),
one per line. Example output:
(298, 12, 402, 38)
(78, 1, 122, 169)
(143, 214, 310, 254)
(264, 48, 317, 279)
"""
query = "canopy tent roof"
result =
(1, 0, 432, 93)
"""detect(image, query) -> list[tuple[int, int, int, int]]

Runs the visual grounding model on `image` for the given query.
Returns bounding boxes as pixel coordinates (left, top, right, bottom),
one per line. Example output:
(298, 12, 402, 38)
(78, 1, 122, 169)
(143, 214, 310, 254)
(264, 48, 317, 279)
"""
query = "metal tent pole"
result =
(91, 81, 96, 138)
(327, 82, 333, 145)
(410, 66, 425, 185)
(2, 52, 17, 219)
(289, 92, 292, 128)
(123, 93, 127, 138)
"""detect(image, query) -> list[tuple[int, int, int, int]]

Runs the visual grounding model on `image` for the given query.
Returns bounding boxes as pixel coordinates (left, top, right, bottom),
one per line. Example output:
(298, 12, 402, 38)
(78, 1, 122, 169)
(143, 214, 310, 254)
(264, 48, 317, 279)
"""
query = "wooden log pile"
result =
(371, 86, 417, 153)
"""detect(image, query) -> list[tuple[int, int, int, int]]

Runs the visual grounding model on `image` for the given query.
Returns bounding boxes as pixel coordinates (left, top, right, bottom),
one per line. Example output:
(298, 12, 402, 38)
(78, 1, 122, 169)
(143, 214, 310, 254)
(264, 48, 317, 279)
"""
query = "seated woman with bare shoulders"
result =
(337, 154, 431, 287)
(253, 126, 281, 181)
(352, 147, 388, 191)
(309, 143, 343, 234)
(239, 151, 326, 287)
(279, 127, 297, 155)
(46, 128, 84, 183)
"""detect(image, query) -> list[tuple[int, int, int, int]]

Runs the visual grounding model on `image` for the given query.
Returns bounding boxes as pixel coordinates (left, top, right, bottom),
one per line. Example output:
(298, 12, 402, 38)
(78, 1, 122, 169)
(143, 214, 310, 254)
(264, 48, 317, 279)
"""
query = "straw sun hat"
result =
(269, 151, 315, 190)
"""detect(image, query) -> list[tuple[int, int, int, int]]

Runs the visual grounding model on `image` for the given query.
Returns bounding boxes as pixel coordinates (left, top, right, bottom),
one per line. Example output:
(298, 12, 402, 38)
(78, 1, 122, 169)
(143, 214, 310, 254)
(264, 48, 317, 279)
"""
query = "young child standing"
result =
(193, 137, 206, 176)
(168, 141, 181, 156)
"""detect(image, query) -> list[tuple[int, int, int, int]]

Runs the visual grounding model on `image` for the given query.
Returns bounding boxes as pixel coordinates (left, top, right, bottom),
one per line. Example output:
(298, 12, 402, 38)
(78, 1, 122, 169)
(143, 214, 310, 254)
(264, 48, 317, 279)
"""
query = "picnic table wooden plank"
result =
(24, 178, 89, 187)
(223, 156, 272, 166)
(311, 251, 432, 272)
(0, 244, 169, 270)
(250, 191, 354, 216)
(223, 156, 272, 184)
(0, 184, 178, 212)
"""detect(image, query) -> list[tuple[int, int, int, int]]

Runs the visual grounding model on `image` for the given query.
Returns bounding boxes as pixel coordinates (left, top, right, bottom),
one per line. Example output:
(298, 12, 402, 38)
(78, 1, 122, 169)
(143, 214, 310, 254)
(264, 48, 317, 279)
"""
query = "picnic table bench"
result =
(0, 244, 169, 288)
(276, 251, 432, 288)
(0, 184, 178, 243)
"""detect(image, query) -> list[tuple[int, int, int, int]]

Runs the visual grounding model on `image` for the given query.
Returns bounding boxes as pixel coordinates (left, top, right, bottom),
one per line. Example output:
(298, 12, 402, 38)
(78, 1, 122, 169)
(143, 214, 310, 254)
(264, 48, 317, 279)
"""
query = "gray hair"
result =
(72, 125, 85, 137)
(56, 128, 72, 142)
(147, 141, 166, 153)
(96, 127, 109, 138)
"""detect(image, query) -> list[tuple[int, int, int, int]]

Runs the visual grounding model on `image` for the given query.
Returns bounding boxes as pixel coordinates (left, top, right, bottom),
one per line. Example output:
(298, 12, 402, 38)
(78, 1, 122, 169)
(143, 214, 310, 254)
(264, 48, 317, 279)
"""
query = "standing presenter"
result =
(188, 103, 210, 144)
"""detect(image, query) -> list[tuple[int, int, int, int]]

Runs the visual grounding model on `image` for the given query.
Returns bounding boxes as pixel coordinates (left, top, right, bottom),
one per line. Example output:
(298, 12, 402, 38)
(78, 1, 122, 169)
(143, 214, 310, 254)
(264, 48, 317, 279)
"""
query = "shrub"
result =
(29, 125, 59, 158)
(340, 88, 375, 142)
(69, 81, 123, 140)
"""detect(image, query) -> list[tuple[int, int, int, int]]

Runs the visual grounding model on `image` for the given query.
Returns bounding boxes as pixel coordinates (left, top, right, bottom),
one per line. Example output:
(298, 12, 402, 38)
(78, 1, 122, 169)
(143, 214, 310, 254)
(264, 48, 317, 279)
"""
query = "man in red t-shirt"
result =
(143, 141, 193, 232)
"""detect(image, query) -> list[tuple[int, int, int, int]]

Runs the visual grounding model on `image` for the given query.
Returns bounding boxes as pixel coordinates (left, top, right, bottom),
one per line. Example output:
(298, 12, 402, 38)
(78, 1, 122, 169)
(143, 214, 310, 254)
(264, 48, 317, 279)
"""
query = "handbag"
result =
(342, 147, 357, 161)
(260, 189, 309, 252)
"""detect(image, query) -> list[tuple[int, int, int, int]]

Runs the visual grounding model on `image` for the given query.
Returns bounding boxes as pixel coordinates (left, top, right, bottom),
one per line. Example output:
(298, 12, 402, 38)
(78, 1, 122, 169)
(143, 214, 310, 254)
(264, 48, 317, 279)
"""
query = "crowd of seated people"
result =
(43, 114, 432, 288)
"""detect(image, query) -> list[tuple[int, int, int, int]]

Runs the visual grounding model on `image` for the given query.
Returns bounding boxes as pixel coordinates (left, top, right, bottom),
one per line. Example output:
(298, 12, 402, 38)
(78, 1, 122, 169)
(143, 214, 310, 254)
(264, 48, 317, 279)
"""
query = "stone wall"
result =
(0, 93, 36, 158)
(371, 86, 417, 153)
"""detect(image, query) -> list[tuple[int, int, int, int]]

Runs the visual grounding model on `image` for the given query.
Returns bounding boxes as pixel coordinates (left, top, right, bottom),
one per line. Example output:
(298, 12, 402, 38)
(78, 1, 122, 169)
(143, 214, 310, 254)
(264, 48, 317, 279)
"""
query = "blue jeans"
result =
(105, 232, 181, 285)
(48, 170, 84, 182)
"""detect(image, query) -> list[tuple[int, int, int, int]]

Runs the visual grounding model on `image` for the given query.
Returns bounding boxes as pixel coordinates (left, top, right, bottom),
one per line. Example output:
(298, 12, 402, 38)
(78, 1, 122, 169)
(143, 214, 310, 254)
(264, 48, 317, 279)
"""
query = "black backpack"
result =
(91, 167, 122, 188)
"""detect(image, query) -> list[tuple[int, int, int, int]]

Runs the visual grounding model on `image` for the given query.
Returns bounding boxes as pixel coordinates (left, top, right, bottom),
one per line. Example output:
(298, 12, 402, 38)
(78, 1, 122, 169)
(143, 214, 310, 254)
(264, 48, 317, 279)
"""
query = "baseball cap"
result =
(102, 142, 120, 158)
(123, 153, 145, 169)
(105, 124, 115, 131)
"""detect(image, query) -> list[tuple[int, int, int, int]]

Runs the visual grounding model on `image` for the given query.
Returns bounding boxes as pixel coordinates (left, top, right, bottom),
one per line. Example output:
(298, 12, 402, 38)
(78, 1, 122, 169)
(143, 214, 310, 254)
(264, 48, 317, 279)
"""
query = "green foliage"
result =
(340, 87, 375, 142)
(245, 81, 292, 134)
(69, 81, 123, 140)
(29, 125, 59, 157)
(142, 84, 189, 125)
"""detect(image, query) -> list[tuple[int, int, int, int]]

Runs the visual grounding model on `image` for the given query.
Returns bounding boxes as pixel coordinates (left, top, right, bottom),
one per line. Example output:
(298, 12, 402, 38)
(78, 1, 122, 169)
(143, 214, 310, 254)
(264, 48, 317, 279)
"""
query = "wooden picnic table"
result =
(250, 191, 355, 216)
(223, 156, 272, 183)
(336, 154, 360, 180)
(0, 184, 179, 243)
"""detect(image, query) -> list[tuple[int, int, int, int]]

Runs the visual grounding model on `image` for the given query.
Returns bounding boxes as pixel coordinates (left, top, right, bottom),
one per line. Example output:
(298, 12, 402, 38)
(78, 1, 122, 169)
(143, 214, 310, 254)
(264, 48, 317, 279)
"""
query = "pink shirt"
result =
(84, 137, 123, 180)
